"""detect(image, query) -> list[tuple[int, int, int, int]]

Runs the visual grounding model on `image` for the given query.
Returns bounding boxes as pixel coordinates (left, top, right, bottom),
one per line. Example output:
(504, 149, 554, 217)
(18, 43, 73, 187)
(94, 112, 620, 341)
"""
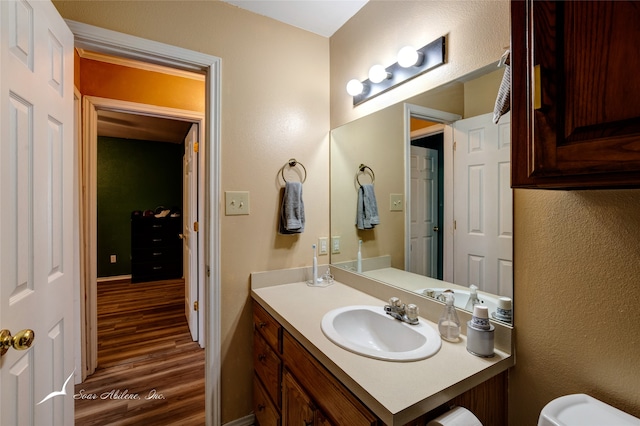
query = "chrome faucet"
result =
(384, 297, 419, 325)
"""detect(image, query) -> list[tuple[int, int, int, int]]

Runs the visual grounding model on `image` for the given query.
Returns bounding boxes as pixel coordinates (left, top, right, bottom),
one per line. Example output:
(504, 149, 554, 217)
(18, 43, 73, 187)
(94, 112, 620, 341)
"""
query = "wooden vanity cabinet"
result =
(511, 0, 640, 189)
(253, 301, 507, 426)
(253, 302, 283, 426)
(283, 370, 334, 426)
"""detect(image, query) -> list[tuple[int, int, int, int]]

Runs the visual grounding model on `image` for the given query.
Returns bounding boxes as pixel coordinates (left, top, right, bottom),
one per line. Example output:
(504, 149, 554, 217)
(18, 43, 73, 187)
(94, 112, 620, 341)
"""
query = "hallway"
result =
(74, 279, 205, 425)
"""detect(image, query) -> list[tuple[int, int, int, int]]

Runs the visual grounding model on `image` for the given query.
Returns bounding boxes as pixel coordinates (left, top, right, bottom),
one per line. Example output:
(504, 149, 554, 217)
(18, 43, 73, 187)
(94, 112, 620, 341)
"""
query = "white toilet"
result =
(426, 394, 640, 426)
(538, 394, 640, 426)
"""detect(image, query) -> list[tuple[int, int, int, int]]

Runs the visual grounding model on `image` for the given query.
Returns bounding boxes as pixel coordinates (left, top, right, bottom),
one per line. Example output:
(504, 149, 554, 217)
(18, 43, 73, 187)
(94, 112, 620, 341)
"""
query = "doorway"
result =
(410, 128, 444, 280)
(69, 19, 222, 425)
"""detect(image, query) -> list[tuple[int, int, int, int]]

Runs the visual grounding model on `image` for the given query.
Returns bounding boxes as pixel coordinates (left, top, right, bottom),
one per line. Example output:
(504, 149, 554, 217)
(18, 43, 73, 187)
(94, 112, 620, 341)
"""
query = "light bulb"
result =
(346, 79, 364, 96)
(398, 46, 423, 67)
(368, 64, 390, 83)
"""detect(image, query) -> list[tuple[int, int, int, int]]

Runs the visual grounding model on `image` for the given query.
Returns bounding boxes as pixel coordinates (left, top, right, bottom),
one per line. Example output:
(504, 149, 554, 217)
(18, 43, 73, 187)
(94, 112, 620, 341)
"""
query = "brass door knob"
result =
(0, 329, 35, 356)
(433, 226, 439, 232)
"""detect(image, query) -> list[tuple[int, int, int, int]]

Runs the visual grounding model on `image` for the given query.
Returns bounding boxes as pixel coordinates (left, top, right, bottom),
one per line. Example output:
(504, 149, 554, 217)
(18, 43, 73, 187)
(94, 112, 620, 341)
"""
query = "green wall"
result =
(97, 137, 183, 278)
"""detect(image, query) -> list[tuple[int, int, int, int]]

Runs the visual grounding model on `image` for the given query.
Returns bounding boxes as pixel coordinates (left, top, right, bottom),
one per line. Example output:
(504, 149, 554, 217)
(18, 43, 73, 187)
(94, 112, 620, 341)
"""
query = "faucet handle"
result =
(406, 304, 419, 322)
(389, 297, 402, 308)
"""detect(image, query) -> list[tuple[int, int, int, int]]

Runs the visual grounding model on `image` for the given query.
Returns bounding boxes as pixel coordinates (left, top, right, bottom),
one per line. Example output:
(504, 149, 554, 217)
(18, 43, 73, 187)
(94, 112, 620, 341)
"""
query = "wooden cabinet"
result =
(131, 216, 182, 282)
(253, 301, 374, 426)
(252, 301, 507, 426)
(253, 302, 283, 426)
(283, 370, 333, 426)
(511, 0, 640, 189)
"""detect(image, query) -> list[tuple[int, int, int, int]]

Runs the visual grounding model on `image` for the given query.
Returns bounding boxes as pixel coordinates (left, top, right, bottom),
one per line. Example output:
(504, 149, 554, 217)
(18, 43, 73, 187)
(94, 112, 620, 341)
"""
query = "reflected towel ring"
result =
(356, 164, 375, 186)
(281, 158, 307, 183)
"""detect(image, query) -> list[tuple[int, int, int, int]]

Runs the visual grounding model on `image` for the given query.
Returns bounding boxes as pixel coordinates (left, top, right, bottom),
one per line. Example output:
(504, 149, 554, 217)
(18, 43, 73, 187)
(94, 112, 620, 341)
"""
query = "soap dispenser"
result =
(438, 293, 461, 342)
(464, 285, 480, 311)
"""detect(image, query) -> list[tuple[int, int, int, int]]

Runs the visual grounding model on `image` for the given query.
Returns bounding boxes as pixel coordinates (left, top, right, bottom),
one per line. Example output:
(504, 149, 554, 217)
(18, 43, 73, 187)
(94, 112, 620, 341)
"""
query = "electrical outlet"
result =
(331, 236, 341, 254)
(110, 254, 117, 263)
(225, 191, 250, 215)
(318, 237, 328, 255)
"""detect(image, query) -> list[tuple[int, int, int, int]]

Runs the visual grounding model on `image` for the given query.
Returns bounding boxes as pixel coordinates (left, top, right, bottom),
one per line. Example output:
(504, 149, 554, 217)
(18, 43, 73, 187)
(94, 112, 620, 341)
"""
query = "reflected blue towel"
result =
(356, 184, 379, 230)
(279, 182, 305, 234)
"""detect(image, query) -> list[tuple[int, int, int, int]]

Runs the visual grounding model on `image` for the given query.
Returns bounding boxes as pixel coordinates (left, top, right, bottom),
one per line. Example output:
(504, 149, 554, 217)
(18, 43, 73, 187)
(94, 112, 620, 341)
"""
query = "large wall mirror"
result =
(330, 64, 514, 324)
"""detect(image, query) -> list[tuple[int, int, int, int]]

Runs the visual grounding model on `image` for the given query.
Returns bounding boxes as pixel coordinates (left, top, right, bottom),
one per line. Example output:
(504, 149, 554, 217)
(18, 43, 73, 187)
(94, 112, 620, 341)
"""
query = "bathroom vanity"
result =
(251, 268, 514, 426)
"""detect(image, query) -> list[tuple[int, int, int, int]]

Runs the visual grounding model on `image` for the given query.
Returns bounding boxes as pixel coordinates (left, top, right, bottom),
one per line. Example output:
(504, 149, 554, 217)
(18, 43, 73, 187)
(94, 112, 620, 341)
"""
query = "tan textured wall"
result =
(54, 1, 329, 423)
(511, 189, 640, 423)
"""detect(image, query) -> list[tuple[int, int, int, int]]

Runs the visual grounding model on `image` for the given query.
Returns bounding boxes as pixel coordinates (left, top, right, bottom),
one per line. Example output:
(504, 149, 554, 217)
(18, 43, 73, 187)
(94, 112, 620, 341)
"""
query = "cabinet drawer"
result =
(254, 330, 282, 408)
(254, 376, 281, 426)
(131, 260, 182, 282)
(283, 331, 377, 426)
(253, 302, 282, 352)
(132, 247, 181, 262)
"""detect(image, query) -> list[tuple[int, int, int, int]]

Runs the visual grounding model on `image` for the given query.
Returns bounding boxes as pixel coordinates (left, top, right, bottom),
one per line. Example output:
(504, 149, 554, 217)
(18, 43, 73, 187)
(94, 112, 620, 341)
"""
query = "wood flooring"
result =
(74, 278, 205, 426)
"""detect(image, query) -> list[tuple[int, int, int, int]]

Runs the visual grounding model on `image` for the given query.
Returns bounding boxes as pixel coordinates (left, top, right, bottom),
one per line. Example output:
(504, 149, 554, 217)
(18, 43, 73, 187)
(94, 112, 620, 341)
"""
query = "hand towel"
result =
(279, 181, 305, 234)
(493, 59, 511, 124)
(356, 184, 380, 230)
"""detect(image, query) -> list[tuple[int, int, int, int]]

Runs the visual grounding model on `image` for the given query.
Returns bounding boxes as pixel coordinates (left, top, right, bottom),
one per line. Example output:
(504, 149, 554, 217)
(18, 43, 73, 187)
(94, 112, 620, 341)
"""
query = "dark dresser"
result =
(131, 216, 183, 283)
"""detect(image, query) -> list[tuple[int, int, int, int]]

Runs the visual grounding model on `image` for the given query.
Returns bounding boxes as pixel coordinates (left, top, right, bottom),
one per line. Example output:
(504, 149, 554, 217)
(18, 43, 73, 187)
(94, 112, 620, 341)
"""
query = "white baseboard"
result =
(97, 274, 131, 283)
(222, 414, 255, 426)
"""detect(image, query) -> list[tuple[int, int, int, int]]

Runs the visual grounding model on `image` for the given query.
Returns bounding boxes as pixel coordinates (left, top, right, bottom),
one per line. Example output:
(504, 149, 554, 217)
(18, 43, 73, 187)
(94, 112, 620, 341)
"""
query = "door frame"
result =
(68, 20, 221, 426)
(82, 96, 205, 372)
(403, 104, 461, 282)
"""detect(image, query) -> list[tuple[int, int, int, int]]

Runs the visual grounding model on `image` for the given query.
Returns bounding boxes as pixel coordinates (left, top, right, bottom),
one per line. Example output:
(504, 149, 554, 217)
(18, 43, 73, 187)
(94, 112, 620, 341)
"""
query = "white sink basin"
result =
(321, 305, 441, 362)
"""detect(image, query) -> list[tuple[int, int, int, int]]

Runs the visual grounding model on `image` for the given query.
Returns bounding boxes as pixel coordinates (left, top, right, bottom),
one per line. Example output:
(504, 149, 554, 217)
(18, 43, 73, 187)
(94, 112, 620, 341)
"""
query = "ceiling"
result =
(97, 110, 192, 144)
(221, 0, 368, 38)
(98, 1, 367, 143)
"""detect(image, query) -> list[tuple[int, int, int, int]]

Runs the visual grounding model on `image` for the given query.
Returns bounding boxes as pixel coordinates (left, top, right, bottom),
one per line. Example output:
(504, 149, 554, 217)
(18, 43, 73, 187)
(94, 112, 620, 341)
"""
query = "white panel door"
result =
(1, 1, 75, 425)
(453, 113, 512, 297)
(183, 124, 199, 342)
(409, 146, 439, 278)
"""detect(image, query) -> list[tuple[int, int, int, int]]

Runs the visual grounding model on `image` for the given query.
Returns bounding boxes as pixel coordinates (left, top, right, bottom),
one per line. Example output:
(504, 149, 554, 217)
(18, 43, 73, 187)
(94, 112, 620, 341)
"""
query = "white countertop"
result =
(251, 273, 513, 425)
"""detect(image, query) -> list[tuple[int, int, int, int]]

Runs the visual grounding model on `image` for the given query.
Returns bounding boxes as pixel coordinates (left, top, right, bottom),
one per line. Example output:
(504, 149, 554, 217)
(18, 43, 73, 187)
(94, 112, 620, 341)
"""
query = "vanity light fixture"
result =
(347, 36, 445, 106)
(397, 46, 424, 68)
(368, 64, 391, 83)
(346, 79, 367, 96)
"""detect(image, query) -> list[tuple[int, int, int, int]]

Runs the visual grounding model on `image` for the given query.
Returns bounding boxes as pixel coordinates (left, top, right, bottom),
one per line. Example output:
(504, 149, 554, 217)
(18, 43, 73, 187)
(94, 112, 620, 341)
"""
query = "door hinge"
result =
(193, 301, 199, 311)
(194, 142, 199, 153)
(454, 220, 457, 230)
(206, 267, 210, 277)
(453, 141, 457, 151)
(193, 221, 199, 232)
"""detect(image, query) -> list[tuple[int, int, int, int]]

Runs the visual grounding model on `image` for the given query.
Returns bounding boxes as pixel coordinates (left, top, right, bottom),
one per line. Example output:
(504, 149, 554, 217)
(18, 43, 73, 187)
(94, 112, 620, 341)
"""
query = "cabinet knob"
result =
(258, 354, 266, 362)
(257, 404, 265, 412)
(259, 322, 267, 329)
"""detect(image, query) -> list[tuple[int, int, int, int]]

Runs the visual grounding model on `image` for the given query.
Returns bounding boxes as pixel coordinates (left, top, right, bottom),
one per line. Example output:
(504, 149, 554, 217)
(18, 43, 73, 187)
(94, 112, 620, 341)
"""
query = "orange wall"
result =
(78, 57, 204, 112)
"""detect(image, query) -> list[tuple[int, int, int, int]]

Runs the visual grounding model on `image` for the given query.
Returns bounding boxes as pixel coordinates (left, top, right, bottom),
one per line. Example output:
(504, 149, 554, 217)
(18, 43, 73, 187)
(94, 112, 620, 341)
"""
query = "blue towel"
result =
(279, 182, 305, 234)
(356, 184, 379, 230)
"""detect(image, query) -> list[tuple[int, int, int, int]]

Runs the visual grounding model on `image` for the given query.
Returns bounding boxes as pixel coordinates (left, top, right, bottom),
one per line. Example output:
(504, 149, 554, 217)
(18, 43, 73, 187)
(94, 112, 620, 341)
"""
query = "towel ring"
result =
(281, 158, 307, 183)
(356, 164, 375, 187)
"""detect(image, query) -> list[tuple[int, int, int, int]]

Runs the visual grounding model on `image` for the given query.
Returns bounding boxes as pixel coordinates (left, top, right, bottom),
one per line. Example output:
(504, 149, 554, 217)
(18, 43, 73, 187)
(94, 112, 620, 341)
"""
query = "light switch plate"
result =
(331, 236, 341, 254)
(225, 191, 250, 215)
(390, 193, 404, 211)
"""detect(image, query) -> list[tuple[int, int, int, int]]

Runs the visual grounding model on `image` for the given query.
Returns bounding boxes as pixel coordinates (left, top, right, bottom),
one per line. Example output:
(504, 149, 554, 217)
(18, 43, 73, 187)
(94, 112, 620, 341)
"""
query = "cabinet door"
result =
(511, 0, 640, 188)
(283, 370, 316, 426)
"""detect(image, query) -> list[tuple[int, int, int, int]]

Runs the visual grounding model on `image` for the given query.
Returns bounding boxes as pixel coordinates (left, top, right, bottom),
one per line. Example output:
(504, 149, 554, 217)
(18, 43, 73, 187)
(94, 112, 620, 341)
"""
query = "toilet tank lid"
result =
(538, 394, 640, 426)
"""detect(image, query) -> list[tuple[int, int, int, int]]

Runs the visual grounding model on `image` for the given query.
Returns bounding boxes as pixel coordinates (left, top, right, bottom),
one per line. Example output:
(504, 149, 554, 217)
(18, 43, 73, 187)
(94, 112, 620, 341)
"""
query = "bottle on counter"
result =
(438, 293, 461, 342)
(464, 284, 480, 311)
